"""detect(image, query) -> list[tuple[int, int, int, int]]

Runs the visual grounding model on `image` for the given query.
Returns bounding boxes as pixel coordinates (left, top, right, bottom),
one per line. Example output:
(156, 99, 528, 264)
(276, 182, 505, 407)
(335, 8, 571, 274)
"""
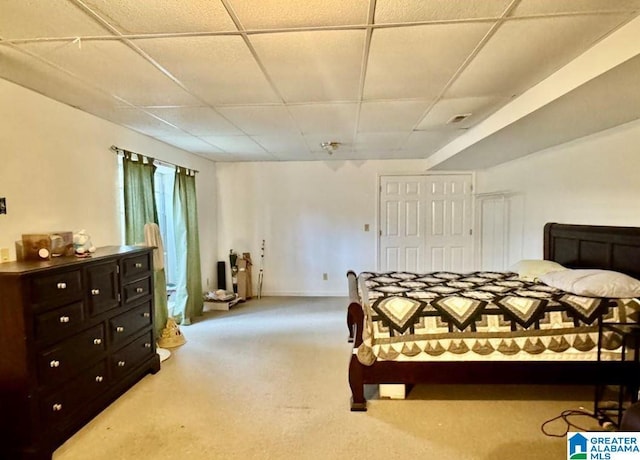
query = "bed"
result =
(346, 223, 640, 411)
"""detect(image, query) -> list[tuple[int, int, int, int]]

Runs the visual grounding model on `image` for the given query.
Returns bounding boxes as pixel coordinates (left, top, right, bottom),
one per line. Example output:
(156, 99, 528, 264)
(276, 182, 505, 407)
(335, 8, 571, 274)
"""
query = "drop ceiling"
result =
(1, 0, 640, 166)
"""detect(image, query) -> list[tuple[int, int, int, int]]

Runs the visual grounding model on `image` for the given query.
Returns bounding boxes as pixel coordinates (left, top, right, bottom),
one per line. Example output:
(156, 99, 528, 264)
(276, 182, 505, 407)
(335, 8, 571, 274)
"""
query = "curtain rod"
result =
(110, 145, 199, 173)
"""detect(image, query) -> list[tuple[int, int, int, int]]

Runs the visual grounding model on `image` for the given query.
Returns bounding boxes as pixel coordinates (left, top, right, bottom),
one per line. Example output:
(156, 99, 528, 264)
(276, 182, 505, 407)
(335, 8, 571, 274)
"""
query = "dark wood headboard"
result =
(544, 223, 640, 279)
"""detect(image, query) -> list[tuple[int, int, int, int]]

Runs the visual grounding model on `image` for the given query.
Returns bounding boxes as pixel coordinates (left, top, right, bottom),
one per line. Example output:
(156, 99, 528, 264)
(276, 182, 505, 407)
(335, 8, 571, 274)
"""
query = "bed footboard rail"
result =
(346, 271, 367, 411)
(346, 271, 363, 345)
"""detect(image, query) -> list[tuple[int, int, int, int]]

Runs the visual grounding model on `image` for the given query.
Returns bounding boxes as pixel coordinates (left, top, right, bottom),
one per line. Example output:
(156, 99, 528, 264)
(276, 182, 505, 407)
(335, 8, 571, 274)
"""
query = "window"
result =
(118, 159, 177, 287)
(154, 164, 177, 287)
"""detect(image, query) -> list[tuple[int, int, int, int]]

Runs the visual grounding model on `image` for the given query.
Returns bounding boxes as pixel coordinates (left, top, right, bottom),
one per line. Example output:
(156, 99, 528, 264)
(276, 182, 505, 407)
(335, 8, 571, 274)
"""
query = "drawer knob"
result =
(143, 312, 150, 318)
(144, 342, 151, 348)
(135, 287, 144, 293)
(134, 262, 143, 268)
(116, 326, 125, 333)
(52, 403, 63, 412)
(118, 360, 126, 367)
(93, 338, 102, 345)
(91, 288, 100, 295)
(59, 316, 70, 323)
(56, 282, 67, 290)
(95, 375, 104, 383)
(49, 360, 60, 368)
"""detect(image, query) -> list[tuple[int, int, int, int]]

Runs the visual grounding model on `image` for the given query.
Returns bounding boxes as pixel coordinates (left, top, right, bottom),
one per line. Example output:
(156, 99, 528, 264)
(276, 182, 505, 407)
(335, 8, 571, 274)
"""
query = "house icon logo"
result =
(568, 433, 588, 459)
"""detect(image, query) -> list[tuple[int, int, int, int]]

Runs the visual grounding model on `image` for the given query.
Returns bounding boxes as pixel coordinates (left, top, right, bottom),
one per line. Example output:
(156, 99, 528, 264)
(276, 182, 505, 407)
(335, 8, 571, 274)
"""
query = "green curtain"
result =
(171, 168, 203, 325)
(123, 152, 169, 336)
(122, 151, 158, 245)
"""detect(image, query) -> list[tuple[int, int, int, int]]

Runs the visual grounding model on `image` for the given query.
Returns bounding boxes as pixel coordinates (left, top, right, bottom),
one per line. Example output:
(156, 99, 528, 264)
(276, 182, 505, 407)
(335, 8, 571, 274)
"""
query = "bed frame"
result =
(347, 223, 640, 411)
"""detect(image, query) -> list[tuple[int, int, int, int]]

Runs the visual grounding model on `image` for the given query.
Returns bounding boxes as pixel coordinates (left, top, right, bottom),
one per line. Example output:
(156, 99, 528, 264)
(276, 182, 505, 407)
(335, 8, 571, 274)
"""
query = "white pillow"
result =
(508, 259, 568, 281)
(539, 269, 640, 298)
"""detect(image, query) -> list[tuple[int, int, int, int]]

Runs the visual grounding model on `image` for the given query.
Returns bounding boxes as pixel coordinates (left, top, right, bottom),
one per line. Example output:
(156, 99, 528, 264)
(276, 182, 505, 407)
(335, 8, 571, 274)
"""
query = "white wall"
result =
(476, 118, 640, 264)
(216, 159, 426, 296)
(0, 79, 217, 289)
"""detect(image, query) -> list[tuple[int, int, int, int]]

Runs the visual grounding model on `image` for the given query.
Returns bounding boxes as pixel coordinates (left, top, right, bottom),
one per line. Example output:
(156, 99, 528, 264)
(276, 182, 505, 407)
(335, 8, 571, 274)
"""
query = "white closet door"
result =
(424, 175, 473, 272)
(379, 176, 426, 272)
(379, 174, 473, 272)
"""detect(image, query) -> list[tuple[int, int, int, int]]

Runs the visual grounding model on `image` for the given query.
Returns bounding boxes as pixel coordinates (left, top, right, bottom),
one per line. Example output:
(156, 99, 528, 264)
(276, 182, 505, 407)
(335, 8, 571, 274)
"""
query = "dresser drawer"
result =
(121, 253, 151, 280)
(85, 261, 120, 316)
(40, 360, 108, 426)
(110, 301, 153, 346)
(111, 331, 155, 380)
(35, 301, 84, 342)
(123, 276, 152, 304)
(38, 324, 106, 387)
(31, 269, 82, 308)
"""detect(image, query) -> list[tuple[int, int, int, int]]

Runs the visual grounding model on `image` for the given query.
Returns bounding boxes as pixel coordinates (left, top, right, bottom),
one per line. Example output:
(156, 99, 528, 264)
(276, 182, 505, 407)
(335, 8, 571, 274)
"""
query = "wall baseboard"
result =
(255, 290, 347, 297)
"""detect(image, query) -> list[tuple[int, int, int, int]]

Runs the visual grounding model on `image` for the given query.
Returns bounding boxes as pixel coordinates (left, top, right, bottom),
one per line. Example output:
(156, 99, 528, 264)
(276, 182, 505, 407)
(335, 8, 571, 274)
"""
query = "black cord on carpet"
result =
(541, 409, 616, 437)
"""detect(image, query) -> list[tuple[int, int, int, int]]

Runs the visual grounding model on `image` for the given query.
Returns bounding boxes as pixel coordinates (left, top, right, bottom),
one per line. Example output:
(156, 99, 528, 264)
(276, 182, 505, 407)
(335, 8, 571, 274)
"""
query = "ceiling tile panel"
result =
(364, 23, 493, 100)
(134, 36, 280, 105)
(0, 0, 111, 40)
(200, 135, 268, 154)
(156, 135, 224, 153)
(288, 103, 359, 135)
(401, 130, 458, 154)
(512, 0, 640, 16)
(83, 0, 236, 34)
(358, 100, 432, 132)
(252, 133, 310, 154)
(250, 30, 365, 102)
(17, 40, 201, 106)
(353, 132, 407, 151)
(416, 96, 509, 131)
(267, 152, 308, 161)
(228, 0, 370, 29)
(0, 44, 123, 112)
(146, 107, 242, 135)
(375, 0, 512, 23)
(94, 107, 187, 137)
(447, 14, 633, 98)
(216, 105, 299, 135)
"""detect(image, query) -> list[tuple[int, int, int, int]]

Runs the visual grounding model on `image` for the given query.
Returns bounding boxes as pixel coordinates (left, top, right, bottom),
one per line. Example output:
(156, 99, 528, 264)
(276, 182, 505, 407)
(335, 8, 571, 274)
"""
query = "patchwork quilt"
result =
(356, 271, 640, 366)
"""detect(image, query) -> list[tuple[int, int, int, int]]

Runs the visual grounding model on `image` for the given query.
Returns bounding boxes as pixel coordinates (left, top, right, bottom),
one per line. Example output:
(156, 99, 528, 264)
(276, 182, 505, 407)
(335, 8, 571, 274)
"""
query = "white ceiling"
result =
(1, 0, 640, 166)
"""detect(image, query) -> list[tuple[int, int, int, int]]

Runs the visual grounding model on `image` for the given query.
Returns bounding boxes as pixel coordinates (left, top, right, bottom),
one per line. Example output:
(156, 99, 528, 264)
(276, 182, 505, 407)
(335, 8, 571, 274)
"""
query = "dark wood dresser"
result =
(0, 246, 161, 459)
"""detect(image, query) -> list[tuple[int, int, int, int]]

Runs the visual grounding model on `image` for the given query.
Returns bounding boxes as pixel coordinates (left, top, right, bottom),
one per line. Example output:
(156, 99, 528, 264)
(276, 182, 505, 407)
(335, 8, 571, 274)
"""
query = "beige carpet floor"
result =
(54, 296, 600, 459)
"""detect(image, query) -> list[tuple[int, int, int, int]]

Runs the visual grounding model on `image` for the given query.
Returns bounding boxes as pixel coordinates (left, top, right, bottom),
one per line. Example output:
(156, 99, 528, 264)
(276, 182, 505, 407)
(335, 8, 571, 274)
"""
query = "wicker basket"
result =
(157, 317, 186, 348)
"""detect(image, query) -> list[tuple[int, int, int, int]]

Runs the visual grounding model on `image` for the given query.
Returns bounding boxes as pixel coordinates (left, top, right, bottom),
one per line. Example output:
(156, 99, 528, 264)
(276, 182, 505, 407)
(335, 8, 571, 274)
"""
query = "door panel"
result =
(385, 248, 399, 269)
(385, 201, 400, 236)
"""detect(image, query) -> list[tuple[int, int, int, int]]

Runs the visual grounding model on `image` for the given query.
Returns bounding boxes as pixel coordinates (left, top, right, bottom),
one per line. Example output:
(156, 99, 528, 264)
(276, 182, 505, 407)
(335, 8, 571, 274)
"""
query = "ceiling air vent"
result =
(447, 113, 472, 124)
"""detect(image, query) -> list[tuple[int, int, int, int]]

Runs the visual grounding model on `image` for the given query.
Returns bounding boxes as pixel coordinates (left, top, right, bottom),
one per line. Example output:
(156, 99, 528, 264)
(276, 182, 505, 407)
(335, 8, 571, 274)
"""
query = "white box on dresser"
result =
(0, 246, 160, 460)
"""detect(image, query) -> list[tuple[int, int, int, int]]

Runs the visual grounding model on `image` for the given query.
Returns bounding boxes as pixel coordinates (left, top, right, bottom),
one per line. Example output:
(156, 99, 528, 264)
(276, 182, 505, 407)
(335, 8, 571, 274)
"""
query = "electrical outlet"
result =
(322, 273, 328, 281)
(0, 197, 6, 215)
(364, 224, 370, 232)
(0, 248, 9, 262)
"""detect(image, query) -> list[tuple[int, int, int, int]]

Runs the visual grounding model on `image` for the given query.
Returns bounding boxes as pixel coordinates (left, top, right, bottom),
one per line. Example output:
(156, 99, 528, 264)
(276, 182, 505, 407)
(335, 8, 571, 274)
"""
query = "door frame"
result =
(376, 171, 476, 272)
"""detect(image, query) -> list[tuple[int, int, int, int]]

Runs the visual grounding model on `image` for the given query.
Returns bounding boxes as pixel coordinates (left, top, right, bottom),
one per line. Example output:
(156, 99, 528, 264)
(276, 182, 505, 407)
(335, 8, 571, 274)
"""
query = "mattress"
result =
(356, 271, 640, 366)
